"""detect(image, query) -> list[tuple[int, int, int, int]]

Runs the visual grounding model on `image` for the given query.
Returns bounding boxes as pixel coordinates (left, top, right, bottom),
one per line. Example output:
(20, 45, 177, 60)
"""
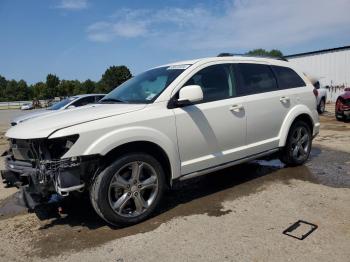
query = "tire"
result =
(90, 153, 165, 226)
(280, 121, 312, 166)
(317, 98, 325, 114)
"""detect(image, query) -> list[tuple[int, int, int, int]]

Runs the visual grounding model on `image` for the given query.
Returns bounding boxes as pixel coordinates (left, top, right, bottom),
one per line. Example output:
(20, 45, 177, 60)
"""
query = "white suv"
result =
(1, 55, 320, 226)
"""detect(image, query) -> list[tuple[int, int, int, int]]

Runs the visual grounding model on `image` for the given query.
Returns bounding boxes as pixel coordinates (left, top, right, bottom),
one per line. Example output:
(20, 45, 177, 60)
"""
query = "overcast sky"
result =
(1, 0, 350, 83)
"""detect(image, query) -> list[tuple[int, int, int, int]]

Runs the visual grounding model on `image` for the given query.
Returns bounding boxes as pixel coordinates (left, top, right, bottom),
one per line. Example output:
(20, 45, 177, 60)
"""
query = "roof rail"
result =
(217, 53, 288, 62)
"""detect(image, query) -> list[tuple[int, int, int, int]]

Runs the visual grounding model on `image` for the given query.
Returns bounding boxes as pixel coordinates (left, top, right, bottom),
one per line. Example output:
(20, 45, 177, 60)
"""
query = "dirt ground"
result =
(0, 110, 349, 262)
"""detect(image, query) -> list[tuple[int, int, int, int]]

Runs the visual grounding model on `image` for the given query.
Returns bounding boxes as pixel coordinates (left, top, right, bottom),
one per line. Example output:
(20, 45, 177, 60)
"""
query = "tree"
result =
(46, 74, 60, 98)
(0, 75, 8, 101)
(269, 49, 284, 58)
(4, 80, 19, 101)
(32, 82, 47, 99)
(57, 80, 76, 97)
(17, 80, 29, 100)
(0, 65, 133, 101)
(100, 65, 132, 93)
(246, 48, 284, 58)
(72, 80, 83, 95)
(81, 79, 96, 94)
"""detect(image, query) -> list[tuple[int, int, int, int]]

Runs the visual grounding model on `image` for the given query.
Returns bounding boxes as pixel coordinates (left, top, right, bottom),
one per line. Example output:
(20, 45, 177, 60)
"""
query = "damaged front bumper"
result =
(1, 154, 99, 209)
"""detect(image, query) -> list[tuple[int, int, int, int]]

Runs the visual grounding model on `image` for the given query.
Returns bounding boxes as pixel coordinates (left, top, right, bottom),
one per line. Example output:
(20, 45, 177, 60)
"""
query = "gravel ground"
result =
(0, 110, 349, 262)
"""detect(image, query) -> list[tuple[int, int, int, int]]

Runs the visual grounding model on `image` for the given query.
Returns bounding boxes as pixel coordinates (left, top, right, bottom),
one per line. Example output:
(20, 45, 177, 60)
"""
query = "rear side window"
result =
(272, 66, 306, 89)
(237, 63, 277, 95)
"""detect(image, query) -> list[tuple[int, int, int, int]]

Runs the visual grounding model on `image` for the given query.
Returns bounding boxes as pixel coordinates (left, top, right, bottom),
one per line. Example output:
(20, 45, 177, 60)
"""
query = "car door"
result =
(235, 63, 294, 155)
(173, 63, 247, 175)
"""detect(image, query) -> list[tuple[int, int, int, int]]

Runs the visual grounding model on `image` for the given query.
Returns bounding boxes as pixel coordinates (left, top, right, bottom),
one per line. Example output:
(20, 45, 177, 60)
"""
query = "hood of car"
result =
(6, 103, 147, 139)
(339, 91, 350, 100)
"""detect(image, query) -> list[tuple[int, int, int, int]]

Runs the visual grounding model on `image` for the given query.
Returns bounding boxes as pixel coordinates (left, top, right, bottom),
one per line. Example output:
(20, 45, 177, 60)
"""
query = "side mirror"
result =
(67, 105, 76, 109)
(176, 85, 203, 106)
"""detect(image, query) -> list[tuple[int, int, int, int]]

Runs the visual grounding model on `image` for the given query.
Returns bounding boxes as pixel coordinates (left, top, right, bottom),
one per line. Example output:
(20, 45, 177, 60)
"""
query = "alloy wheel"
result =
(108, 161, 159, 218)
(290, 126, 310, 162)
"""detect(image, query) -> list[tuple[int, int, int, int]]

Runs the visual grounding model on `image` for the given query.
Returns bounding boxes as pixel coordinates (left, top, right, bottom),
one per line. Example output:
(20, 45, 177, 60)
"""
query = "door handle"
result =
(280, 96, 290, 103)
(229, 104, 243, 112)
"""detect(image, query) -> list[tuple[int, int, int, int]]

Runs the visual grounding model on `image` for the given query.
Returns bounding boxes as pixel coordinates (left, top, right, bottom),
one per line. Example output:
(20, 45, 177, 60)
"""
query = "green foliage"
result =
(46, 74, 60, 98)
(81, 79, 96, 94)
(0, 65, 132, 102)
(17, 80, 29, 100)
(5, 80, 19, 101)
(99, 65, 132, 93)
(0, 75, 8, 101)
(32, 82, 46, 99)
(246, 49, 284, 58)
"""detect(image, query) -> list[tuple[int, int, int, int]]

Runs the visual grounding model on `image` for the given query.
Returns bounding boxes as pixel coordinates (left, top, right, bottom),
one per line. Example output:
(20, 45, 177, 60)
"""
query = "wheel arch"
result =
(101, 141, 174, 188)
(279, 106, 315, 147)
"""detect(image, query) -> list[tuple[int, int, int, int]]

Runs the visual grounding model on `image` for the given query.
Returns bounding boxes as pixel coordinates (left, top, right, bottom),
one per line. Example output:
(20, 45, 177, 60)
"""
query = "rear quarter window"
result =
(272, 66, 306, 89)
(236, 63, 278, 95)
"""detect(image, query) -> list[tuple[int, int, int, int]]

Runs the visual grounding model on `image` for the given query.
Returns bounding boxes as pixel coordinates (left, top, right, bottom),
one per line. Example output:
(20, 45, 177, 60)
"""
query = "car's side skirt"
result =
(178, 148, 280, 181)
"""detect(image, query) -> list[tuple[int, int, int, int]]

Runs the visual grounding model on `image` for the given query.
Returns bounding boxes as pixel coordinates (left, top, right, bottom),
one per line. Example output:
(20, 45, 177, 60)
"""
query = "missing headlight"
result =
(46, 135, 79, 159)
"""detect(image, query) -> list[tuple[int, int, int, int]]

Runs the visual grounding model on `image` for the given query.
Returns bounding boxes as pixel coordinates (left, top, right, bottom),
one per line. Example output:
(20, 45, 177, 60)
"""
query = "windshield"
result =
(48, 97, 76, 110)
(100, 66, 187, 104)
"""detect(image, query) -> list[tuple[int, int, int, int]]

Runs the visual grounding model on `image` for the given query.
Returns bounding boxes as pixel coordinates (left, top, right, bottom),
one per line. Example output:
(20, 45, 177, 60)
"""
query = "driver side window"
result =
(184, 64, 235, 103)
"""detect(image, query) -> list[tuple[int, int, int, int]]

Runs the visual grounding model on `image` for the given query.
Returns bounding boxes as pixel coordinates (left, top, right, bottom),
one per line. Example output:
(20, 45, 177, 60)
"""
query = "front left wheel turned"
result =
(90, 153, 165, 226)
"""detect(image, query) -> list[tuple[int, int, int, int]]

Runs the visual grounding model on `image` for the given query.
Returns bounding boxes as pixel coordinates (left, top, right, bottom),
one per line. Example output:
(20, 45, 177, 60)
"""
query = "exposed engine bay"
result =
(1, 135, 99, 209)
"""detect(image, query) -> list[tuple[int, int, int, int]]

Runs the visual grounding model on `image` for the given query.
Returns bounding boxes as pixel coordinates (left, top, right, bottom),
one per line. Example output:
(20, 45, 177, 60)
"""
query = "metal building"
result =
(285, 45, 350, 102)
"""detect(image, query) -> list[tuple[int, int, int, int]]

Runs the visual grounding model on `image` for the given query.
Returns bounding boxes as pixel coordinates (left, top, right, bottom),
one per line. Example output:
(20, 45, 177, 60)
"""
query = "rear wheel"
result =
(280, 121, 312, 166)
(335, 99, 343, 121)
(317, 98, 325, 114)
(90, 153, 165, 226)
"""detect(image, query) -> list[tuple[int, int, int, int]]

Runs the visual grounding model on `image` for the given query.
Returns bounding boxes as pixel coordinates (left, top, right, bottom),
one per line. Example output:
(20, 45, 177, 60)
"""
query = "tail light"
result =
(313, 88, 318, 97)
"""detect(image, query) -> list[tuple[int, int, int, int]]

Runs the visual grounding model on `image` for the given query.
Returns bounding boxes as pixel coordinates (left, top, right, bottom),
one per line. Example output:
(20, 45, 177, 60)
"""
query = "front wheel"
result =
(335, 114, 343, 121)
(280, 121, 312, 166)
(90, 153, 165, 226)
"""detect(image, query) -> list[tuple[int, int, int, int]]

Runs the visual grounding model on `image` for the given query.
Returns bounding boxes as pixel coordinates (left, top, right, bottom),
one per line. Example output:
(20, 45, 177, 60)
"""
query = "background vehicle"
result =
(313, 81, 327, 114)
(11, 94, 105, 126)
(20, 103, 33, 110)
(335, 87, 350, 120)
(1, 56, 319, 227)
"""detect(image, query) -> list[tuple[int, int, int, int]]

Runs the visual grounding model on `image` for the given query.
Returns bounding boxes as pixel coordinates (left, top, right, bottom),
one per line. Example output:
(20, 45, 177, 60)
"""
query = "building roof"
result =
(285, 45, 350, 58)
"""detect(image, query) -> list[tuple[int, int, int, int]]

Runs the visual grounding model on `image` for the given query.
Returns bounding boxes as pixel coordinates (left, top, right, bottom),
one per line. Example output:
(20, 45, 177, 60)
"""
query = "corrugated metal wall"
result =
(288, 48, 350, 102)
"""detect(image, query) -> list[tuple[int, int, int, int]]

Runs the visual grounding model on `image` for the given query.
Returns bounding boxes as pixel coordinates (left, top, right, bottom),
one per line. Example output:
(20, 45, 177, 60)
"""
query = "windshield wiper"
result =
(99, 98, 127, 104)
